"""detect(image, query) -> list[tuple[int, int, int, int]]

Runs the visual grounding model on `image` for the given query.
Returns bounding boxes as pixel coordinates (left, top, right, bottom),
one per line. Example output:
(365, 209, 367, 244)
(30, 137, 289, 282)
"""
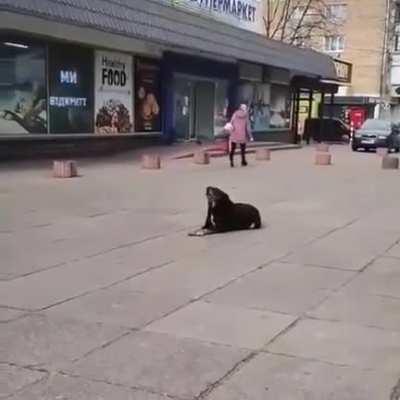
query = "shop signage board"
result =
(162, 0, 264, 34)
(333, 58, 352, 84)
(95, 51, 133, 134)
(134, 58, 162, 132)
(49, 44, 94, 133)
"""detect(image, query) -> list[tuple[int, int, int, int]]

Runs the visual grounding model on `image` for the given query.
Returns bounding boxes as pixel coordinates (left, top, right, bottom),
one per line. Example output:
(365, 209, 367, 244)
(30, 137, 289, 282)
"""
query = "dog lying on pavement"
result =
(189, 186, 261, 236)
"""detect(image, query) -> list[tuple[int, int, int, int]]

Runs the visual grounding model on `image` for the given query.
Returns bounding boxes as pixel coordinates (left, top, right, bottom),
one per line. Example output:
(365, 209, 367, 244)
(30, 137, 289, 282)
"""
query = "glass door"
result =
(194, 81, 215, 140)
(173, 78, 195, 140)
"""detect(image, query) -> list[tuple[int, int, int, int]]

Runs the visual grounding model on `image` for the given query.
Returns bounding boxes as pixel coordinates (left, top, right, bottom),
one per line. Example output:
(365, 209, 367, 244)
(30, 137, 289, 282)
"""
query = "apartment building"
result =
(321, 0, 388, 124)
(278, 0, 393, 127)
(323, 0, 400, 125)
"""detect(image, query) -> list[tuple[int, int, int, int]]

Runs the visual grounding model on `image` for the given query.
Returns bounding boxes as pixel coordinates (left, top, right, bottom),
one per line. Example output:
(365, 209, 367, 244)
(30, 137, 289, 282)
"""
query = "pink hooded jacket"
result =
(229, 109, 252, 144)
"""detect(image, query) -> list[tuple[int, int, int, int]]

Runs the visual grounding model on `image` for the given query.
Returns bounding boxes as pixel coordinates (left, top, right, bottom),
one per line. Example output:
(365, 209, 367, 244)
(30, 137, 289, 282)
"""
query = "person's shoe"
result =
(241, 160, 248, 166)
(230, 160, 234, 167)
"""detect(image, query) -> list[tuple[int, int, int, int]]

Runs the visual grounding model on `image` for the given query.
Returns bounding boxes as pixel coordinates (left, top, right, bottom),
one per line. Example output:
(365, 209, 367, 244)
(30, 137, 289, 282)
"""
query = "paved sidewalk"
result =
(1, 146, 400, 399)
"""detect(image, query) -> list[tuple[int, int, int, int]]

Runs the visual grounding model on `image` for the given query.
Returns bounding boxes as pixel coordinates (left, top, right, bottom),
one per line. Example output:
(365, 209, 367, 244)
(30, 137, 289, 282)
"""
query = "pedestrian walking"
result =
(226, 104, 254, 167)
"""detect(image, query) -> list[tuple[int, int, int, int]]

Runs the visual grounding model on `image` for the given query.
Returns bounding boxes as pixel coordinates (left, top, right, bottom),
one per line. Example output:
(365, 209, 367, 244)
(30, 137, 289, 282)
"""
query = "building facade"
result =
(0, 0, 337, 159)
(289, 0, 400, 128)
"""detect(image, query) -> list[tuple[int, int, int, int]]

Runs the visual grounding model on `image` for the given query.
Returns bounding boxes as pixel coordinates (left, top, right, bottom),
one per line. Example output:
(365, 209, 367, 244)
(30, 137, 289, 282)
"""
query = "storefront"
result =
(162, 52, 236, 142)
(0, 34, 163, 138)
(0, 0, 338, 158)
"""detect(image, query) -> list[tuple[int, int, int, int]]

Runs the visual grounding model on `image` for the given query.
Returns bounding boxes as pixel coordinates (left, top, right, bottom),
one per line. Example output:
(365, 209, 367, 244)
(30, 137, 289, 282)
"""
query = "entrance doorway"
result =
(173, 76, 216, 141)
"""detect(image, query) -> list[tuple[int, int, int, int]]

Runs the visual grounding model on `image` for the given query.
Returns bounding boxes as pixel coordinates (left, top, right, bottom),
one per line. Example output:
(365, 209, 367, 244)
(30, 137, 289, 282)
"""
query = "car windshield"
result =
(361, 119, 391, 131)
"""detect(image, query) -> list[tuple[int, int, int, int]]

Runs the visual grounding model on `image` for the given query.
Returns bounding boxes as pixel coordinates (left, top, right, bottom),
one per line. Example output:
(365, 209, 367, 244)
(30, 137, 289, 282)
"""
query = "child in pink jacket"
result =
(229, 104, 253, 167)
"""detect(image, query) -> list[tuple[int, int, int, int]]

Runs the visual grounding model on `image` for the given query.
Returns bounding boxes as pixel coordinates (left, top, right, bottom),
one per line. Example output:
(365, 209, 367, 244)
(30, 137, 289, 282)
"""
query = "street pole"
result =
(379, 0, 392, 118)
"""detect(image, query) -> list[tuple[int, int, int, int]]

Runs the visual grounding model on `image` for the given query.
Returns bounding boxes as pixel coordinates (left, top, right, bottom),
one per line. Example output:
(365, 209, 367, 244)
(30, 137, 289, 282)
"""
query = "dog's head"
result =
(206, 187, 231, 208)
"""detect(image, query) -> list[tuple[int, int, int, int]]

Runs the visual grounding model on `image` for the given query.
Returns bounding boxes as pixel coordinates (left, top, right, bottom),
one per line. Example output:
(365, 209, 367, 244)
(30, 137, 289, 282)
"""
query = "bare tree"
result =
(264, 0, 340, 47)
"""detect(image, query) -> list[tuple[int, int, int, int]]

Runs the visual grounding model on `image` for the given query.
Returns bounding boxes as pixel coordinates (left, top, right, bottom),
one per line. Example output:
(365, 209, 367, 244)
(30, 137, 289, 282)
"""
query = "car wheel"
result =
(352, 145, 358, 152)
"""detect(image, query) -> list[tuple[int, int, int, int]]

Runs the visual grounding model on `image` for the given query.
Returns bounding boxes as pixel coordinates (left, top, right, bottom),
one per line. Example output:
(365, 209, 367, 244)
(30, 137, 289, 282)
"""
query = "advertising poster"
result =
(49, 44, 94, 133)
(0, 38, 47, 134)
(135, 58, 161, 132)
(95, 51, 133, 134)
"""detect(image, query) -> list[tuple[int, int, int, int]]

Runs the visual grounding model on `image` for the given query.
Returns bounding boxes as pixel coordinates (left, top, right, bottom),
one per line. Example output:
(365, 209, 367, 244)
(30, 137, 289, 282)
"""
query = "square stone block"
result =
(268, 318, 400, 372)
(67, 330, 249, 399)
(145, 300, 296, 349)
(207, 353, 398, 400)
(53, 160, 78, 178)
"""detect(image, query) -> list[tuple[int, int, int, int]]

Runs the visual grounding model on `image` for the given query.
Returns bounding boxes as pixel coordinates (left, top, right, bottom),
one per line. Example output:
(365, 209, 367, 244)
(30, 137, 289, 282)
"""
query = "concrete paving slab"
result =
(206, 262, 355, 315)
(0, 364, 45, 398)
(346, 256, 400, 299)
(309, 289, 400, 331)
(119, 243, 277, 300)
(67, 330, 249, 399)
(283, 222, 399, 271)
(1, 212, 188, 281)
(7, 374, 166, 400)
(3, 146, 400, 399)
(386, 244, 400, 258)
(0, 314, 127, 370)
(206, 353, 398, 400)
(44, 283, 190, 329)
(0, 251, 174, 311)
(145, 301, 295, 350)
(267, 318, 400, 373)
(0, 307, 27, 322)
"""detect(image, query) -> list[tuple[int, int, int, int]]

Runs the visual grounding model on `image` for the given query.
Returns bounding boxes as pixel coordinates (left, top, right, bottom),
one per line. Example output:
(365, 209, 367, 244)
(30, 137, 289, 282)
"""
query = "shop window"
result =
(49, 43, 94, 134)
(238, 82, 271, 132)
(95, 50, 133, 134)
(0, 37, 47, 135)
(270, 84, 291, 129)
(135, 58, 162, 132)
(214, 81, 229, 134)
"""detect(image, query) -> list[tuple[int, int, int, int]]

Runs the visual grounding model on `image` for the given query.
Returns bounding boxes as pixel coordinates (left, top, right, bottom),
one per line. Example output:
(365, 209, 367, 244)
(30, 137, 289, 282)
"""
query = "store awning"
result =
(0, 0, 337, 80)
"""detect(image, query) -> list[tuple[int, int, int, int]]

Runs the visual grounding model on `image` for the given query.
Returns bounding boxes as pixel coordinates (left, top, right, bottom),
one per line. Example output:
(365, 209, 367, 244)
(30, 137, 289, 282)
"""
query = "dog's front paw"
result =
(188, 229, 205, 237)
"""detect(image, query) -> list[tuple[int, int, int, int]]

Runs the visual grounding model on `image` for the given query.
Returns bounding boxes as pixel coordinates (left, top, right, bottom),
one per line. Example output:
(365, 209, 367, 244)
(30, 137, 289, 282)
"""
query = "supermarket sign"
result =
(168, 0, 264, 32)
(186, 0, 257, 22)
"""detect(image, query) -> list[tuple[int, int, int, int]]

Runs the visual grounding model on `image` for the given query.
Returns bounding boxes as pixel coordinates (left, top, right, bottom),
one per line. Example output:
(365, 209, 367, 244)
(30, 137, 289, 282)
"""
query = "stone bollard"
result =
(53, 160, 78, 178)
(315, 152, 332, 166)
(382, 155, 399, 169)
(255, 148, 271, 161)
(316, 143, 330, 152)
(215, 137, 229, 154)
(193, 150, 210, 165)
(141, 154, 161, 170)
(377, 147, 388, 157)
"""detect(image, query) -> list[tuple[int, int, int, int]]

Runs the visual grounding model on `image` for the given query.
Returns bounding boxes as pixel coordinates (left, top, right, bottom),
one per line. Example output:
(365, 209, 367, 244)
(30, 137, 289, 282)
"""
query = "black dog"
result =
(190, 187, 261, 236)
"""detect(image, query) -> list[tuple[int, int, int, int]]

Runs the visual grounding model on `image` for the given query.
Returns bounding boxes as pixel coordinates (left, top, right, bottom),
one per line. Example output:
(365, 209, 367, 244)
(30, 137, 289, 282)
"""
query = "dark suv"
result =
(352, 119, 400, 152)
(304, 118, 351, 143)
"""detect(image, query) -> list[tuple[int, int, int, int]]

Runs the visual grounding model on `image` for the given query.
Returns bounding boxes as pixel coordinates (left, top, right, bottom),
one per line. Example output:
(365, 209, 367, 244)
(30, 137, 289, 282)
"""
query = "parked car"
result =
(304, 117, 351, 143)
(352, 119, 400, 152)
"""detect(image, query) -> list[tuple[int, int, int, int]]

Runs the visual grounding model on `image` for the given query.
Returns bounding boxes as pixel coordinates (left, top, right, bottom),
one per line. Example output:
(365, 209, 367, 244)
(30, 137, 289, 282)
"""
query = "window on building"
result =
(270, 85, 290, 129)
(292, 6, 306, 20)
(391, 65, 400, 85)
(237, 82, 291, 131)
(395, 3, 400, 22)
(326, 4, 347, 22)
(395, 34, 400, 52)
(214, 80, 229, 134)
(324, 35, 345, 52)
(0, 36, 47, 135)
(292, 5, 318, 21)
